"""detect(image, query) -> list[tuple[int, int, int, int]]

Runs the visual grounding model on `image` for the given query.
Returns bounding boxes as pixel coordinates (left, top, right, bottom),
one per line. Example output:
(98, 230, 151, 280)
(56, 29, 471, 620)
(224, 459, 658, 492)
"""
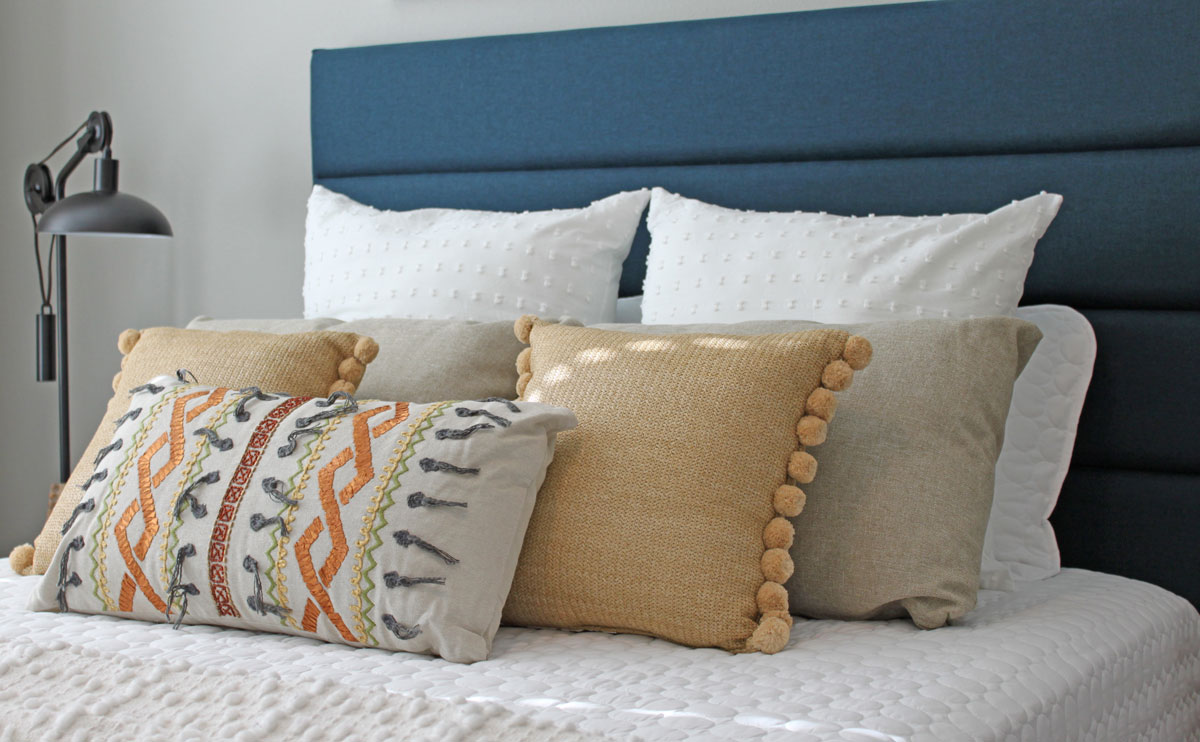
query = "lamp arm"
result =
(24, 111, 112, 215)
(54, 111, 113, 200)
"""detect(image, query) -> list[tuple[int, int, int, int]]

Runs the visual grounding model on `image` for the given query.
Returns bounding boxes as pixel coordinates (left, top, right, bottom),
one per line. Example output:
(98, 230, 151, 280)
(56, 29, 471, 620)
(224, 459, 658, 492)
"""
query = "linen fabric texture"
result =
(187, 316, 531, 404)
(303, 185, 650, 324)
(640, 188, 1062, 324)
(18, 327, 377, 578)
(28, 375, 576, 663)
(503, 318, 871, 653)
(595, 317, 1041, 628)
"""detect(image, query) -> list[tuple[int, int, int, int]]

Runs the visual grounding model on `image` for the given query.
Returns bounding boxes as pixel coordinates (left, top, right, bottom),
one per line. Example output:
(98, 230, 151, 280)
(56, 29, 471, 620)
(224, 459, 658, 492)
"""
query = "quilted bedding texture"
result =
(1, 561, 1197, 741)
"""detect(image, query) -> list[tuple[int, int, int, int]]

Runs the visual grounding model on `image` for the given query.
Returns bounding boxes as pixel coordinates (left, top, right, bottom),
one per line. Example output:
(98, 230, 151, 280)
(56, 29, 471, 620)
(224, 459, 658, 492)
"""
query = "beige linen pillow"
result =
(30, 375, 575, 663)
(187, 316, 526, 403)
(502, 316, 872, 653)
(596, 317, 1041, 628)
(13, 327, 377, 577)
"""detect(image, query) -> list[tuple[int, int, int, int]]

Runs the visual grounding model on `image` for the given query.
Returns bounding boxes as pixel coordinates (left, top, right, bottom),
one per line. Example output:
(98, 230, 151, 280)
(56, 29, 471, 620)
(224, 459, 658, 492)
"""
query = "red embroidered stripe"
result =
(208, 396, 311, 617)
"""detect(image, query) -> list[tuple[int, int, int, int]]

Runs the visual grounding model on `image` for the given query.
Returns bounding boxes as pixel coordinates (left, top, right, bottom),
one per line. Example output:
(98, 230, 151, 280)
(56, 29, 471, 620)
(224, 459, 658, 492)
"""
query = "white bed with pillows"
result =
(3, 1, 1199, 740)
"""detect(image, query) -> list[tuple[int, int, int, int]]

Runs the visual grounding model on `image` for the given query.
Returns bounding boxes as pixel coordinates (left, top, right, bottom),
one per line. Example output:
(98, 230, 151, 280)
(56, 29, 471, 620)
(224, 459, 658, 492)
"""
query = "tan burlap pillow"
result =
(186, 316, 528, 403)
(595, 317, 1042, 628)
(12, 327, 377, 576)
(501, 316, 871, 653)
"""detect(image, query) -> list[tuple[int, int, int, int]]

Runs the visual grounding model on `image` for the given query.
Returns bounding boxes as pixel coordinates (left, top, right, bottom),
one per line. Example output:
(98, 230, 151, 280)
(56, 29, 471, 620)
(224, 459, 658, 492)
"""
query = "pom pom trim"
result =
(353, 336, 380, 365)
(746, 333, 873, 653)
(796, 415, 828, 446)
(117, 329, 141, 356)
(338, 357, 366, 386)
(843, 334, 873, 371)
(515, 372, 532, 399)
(804, 387, 837, 423)
(773, 485, 806, 517)
(8, 543, 33, 576)
(749, 615, 790, 654)
(514, 314, 540, 344)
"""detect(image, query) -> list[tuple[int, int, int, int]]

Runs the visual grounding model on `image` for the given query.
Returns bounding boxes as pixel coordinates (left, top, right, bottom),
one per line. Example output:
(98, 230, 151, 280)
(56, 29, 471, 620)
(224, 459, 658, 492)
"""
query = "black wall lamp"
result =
(24, 111, 172, 483)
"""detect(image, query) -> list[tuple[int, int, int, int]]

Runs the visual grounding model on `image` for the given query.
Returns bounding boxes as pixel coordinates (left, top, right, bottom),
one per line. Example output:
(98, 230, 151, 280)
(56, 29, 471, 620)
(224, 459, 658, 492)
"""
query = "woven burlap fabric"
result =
(27, 327, 371, 576)
(502, 323, 849, 650)
(188, 316, 527, 403)
(596, 317, 1041, 628)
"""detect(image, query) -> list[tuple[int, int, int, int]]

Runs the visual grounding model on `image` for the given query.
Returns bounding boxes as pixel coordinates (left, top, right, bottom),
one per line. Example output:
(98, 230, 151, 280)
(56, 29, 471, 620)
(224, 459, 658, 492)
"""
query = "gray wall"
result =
(0, 0, 901, 552)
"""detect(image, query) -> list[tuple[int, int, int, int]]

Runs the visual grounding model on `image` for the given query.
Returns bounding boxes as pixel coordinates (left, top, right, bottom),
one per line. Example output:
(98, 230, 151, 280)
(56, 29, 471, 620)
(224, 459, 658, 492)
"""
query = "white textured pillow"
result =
(304, 186, 649, 323)
(641, 188, 1062, 324)
(981, 305, 1096, 587)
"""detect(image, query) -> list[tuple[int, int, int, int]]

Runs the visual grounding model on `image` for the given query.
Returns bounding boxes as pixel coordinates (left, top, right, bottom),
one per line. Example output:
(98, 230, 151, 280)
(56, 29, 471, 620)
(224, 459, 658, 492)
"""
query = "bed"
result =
(3, 0, 1198, 739)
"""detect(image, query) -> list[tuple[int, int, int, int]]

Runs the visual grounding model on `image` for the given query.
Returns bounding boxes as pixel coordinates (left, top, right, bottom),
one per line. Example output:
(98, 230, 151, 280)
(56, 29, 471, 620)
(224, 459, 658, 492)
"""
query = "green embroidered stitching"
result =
(354, 402, 449, 646)
(160, 395, 241, 602)
(89, 386, 186, 610)
(267, 413, 345, 630)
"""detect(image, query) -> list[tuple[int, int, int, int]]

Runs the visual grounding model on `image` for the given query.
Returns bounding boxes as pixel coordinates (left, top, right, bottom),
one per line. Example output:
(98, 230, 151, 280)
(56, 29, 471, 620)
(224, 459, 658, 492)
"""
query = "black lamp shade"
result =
(37, 191, 172, 237)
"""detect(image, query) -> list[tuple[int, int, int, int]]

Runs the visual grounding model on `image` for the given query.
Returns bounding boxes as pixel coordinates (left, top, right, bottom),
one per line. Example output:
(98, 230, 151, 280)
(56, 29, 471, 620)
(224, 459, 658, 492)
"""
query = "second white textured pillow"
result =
(641, 188, 1062, 324)
(304, 186, 649, 323)
(982, 304, 1096, 587)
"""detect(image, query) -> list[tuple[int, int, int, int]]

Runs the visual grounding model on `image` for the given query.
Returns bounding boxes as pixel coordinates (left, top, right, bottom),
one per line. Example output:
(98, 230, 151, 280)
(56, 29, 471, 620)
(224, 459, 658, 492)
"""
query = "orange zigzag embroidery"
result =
(296, 404, 407, 641)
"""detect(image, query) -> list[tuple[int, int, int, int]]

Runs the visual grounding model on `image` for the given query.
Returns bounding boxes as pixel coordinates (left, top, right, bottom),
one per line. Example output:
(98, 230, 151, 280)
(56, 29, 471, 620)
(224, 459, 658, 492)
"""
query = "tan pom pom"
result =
(328, 379, 356, 396)
(773, 485, 806, 517)
(821, 359, 854, 391)
(117, 329, 141, 355)
(796, 416, 828, 446)
(762, 517, 795, 550)
(787, 451, 818, 483)
(8, 543, 34, 576)
(353, 336, 380, 365)
(112, 372, 123, 392)
(843, 334, 873, 371)
(515, 372, 533, 399)
(756, 580, 789, 613)
(338, 357, 366, 386)
(761, 548, 794, 583)
(749, 615, 791, 654)
(763, 609, 794, 628)
(516, 347, 532, 375)
(514, 314, 539, 344)
(805, 387, 837, 422)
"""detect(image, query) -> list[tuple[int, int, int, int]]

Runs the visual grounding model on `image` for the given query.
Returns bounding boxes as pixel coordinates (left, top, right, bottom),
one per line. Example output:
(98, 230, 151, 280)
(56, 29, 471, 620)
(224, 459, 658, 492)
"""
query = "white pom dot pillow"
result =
(304, 185, 649, 324)
(29, 374, 576, 663)
(641, 188, 1061, 324)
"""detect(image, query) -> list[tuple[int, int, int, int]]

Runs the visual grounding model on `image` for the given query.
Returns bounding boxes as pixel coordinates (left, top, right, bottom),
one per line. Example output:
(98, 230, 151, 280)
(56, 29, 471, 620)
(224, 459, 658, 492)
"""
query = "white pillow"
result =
(982, 304, 1096, 586)
(303, 186, 649, 323)
(641, 188, 1062, 324)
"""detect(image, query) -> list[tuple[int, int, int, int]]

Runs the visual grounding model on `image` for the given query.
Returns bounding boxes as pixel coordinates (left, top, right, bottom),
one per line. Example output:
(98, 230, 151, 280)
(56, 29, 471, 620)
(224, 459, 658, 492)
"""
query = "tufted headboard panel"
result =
(312, 0, 1200, 605)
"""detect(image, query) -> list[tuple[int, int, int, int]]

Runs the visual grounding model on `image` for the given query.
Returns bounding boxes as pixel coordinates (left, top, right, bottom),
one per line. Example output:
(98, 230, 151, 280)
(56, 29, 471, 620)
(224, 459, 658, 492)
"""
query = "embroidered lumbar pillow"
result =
(502, 316, 871, 653)
(13, 326, 380, 578)
(28, 374, 576, 663)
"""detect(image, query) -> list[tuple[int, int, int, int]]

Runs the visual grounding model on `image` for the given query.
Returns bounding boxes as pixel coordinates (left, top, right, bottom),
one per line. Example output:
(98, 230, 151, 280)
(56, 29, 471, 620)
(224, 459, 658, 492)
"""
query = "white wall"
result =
(0, 0, 902, 552)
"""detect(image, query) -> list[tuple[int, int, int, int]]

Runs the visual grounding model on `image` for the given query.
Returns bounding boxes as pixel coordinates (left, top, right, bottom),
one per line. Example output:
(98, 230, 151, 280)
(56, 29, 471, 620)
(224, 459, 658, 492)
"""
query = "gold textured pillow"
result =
(501, 316, 871, 653)
(15, 327, 378, 577)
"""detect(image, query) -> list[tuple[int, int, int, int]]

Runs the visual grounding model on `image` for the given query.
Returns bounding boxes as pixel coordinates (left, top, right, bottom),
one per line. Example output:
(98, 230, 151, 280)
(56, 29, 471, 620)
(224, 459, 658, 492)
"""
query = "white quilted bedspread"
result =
(1, 561, 1196, 742)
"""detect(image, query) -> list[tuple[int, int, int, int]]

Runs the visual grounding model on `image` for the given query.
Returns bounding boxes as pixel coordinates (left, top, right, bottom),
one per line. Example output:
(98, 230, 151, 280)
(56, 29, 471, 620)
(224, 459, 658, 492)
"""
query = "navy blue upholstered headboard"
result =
(312, 0, 1200, 605)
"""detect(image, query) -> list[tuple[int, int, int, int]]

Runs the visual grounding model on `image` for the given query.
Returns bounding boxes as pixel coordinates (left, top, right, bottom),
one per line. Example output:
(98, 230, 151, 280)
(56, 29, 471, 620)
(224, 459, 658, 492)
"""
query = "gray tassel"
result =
(393, 530, 458, 565)
(418, 458, 478, 476)
(407, 491, 467, 509)
(381, 614, 421, 641)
